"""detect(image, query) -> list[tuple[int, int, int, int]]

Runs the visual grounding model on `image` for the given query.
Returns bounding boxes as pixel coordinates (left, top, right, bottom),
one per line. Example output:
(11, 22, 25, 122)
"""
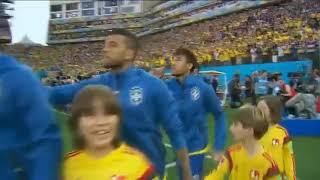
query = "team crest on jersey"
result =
(111, 175, 126, 180)
(272, 138, 280, 146)
(129, 86, 143, 105)
(250, 170, 260, 180)
(190, 87, 200, 101)
(113, 90, 120, 95)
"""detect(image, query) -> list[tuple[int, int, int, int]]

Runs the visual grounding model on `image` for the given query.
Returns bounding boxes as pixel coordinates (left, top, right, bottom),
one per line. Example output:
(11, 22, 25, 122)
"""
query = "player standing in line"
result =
(258, 96, 296, 180)
(165, 48, 227, 179)
(0, 13, 62, 180)
(0, 56, 62, 180)
(48, 29, 192, 179)
(205, 104, 280, 180)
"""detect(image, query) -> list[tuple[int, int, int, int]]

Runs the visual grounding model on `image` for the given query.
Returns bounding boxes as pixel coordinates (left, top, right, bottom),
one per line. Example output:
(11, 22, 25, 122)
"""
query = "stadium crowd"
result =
(0, 0, 319, 76)
(140, 0, 320, 66)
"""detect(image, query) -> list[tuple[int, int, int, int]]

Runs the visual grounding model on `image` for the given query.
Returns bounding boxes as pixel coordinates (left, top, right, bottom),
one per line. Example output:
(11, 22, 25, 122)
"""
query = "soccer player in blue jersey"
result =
(48, 29, 192, 179)
(0, 54, 62, 180)
(166, 48, 227, 179)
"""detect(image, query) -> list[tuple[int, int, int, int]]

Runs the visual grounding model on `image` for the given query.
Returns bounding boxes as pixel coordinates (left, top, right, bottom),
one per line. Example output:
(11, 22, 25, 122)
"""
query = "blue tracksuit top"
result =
(165, 75, 226, 153)
(48, 67, 186, 176)
(0, 55, 62, 180)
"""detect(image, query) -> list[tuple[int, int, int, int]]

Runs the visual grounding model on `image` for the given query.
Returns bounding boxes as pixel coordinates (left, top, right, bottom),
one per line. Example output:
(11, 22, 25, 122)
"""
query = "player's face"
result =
(78, 100, 120, 150)
(230, 121, 252, 141)
(171, 55, 191, 76)
(257, 100, 271, 124)
(103, 35, 134, 68)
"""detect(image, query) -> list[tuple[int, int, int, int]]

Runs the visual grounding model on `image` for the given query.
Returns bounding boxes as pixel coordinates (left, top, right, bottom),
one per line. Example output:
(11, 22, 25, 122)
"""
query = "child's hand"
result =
(212, 151, 224, 162)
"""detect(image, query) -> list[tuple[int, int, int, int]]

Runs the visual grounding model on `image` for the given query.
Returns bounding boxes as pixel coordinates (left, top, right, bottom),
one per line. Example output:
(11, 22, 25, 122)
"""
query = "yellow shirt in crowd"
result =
(260, 124, 296, 180)
(205, 144, 280, 180)
(64, 144, 157, 180)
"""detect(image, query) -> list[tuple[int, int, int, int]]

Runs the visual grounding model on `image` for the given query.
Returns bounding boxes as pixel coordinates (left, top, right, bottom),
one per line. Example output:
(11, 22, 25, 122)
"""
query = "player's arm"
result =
(153, 80, 192, 180)
(9, 69, 62, 180)
(203, 84, 227, 157)
(205, 154, 230, 180)
(48, 75, 103, 106)
(283, 135, 296, 180)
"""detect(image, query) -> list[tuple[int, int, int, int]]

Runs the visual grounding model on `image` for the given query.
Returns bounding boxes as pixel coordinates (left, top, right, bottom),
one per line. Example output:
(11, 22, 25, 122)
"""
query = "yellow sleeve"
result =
(205, 155, 230, 180)
(283, 138, 296, 180)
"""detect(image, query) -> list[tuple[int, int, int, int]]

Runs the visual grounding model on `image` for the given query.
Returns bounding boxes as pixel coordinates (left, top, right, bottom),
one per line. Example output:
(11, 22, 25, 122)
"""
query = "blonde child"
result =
(205, 104, 280, 180)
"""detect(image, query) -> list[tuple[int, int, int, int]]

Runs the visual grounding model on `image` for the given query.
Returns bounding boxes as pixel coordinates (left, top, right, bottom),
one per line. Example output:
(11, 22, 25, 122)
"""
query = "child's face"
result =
(229, 121, 252, 142)
(78, 100, 119, 149)
(257, 100, 271, 124)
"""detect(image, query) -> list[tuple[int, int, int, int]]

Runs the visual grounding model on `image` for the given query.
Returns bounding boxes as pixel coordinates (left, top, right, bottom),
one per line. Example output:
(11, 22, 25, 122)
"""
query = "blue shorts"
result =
(177, 154, 205, 180)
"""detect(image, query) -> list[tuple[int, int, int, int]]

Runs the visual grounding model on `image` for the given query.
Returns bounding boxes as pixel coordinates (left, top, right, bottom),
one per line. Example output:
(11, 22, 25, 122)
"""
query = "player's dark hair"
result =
(233, 104, 269, 140)
(107, 28, 140, 59)
(259, 96, 283, 124)
(174, 48, 199, 73)
(70, 85, 122, 149)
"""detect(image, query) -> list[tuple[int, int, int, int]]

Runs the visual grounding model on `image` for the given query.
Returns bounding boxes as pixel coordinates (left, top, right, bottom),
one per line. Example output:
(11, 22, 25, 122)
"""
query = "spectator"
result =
(228, 73, 242, 108)
(277, 45, 284, 61)
(285, 85, 317, 118)
(244, 75, 254, 98)
(211, 75, 219, 93)
(279, 80, 295, 103)
(255, 71, 269, 96)
(250, 46, 257, 63)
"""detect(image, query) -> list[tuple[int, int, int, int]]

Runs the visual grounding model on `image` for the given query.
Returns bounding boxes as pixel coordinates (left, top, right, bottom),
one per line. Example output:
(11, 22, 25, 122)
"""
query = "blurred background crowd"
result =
(0, 0, 319, 89)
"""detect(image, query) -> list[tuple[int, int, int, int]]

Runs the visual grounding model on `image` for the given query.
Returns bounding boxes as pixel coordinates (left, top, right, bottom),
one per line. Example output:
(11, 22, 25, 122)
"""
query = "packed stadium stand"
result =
(0, 0, 319, 76)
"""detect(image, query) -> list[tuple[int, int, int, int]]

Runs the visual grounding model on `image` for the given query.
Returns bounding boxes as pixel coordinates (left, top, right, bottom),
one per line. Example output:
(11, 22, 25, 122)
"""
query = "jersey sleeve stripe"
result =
(138, 165, 156, 180)
(292, 154, 297, 180)
(263, 153, 280, 178)
(225, 150, 233, 171)
(65, 150, 81, 159)
(262, 153, 277, 168)
(283, 136, 292, 144)
(265, 165, 280, 178)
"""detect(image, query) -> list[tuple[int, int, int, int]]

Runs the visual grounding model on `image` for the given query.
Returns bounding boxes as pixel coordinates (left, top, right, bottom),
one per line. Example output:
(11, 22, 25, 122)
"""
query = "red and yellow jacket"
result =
(205, 144, 280, 180)
(260, 124, 296, 180)
(63, 144, 157, 180)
